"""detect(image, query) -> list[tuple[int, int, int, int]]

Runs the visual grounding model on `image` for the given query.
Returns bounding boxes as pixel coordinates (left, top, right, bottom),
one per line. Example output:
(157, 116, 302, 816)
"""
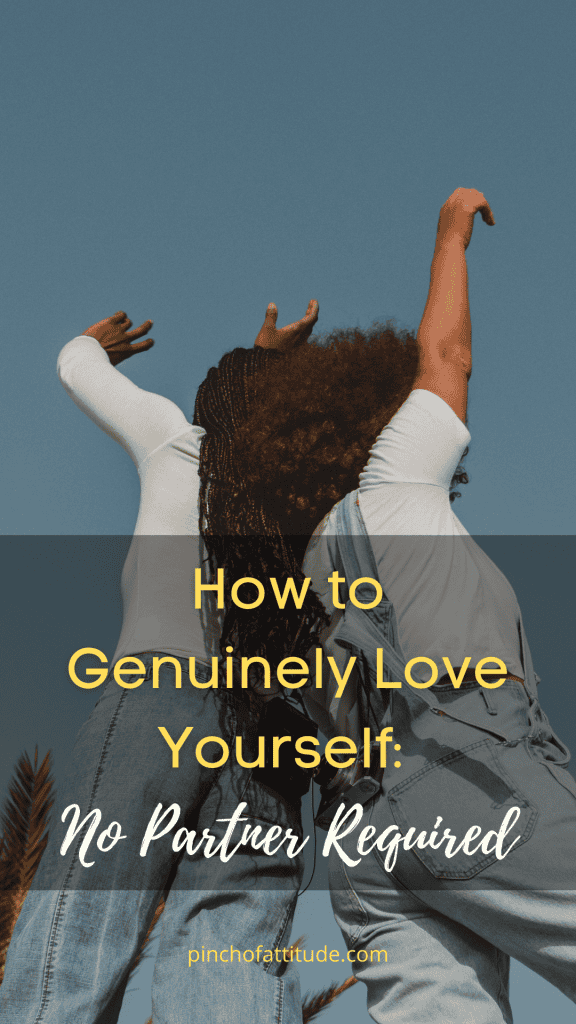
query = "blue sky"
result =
(1, 1, 575, 1020)
(2, 0, 575, 536)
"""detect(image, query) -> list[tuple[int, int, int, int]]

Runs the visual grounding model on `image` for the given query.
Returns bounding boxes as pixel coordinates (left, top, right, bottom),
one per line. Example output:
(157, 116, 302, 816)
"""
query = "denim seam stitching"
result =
(340, 862, 369, 945)
(264, 894, 299, 976)
(31, 889, 68, 1024)
(275, 975, 284, 1023)
(32, 689, 129, 1022)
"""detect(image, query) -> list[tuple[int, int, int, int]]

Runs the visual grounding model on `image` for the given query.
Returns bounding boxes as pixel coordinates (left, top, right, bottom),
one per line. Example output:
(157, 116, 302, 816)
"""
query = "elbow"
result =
(57, 336, 92, 388)
(57, 353, 73, 388)
(417, 347, 471, 384)
(438, 345, 471, 380)
(414, 352, 470, 420)
(56, 356, 67, 385)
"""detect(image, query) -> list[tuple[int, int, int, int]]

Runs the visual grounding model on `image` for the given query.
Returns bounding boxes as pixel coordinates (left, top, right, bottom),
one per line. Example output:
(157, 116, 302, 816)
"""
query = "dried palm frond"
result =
(287, 934, 305, 957)
(288, 935, 358, 1022)
(0, 749, 54, 985)
(302, 975, 358, 1022)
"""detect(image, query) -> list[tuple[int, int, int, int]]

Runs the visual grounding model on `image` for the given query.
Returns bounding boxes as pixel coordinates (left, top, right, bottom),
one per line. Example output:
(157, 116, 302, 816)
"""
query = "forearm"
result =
(413, 234, 471, 420)
(417, 233, 471, 370)
(410, 188, 493, 421)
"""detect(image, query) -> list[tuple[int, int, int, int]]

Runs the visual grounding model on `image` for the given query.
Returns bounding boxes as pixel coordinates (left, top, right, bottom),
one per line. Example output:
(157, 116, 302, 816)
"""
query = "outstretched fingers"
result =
(127, 337, 155, 353)
(254, 299, 319, 350)
(281, 299, 319, 337)
(303, 298, 319, 324)
(297, 298, 319, 340)
(125, 319, 154, 341)
(265, 303, 279, 326)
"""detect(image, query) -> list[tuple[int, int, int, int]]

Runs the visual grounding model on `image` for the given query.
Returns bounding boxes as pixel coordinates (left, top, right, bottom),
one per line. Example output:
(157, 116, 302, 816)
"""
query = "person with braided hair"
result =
(192, 334, 329, 695)
(0, 302, 319, 1024)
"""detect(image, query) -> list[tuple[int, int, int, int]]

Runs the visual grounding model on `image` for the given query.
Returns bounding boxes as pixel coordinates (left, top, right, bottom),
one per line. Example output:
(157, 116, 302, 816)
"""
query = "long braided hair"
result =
(193, 347, 329, 682)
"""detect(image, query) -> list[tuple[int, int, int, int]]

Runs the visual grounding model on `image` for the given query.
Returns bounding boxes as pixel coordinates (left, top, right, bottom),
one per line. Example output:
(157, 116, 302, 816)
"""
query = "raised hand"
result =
(436, 188, 495, 251)
(83, 311, 154, 366)
(254, 300, 319, 351)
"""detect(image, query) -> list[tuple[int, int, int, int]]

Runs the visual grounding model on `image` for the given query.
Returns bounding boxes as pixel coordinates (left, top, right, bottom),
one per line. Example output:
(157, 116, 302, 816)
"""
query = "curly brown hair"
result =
(233, 320, 469, 535)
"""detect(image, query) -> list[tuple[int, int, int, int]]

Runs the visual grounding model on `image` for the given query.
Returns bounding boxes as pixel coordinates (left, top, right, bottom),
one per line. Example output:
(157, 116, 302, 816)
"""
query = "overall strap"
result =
(331, 491, 511, 742)
(337, 490, 540, 701)
(332, 491, 442, 714)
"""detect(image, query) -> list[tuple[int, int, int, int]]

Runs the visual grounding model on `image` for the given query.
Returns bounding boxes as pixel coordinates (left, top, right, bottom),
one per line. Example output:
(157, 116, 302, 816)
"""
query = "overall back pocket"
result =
(385, 738, 538, 880)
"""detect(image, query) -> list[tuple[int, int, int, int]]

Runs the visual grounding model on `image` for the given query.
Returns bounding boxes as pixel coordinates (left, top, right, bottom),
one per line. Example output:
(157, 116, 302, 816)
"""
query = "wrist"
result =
(434, 228, 466, 256)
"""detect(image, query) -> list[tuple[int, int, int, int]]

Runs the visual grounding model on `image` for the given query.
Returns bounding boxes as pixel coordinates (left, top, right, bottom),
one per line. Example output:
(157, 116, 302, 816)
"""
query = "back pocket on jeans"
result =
(386, 739, 538, 880)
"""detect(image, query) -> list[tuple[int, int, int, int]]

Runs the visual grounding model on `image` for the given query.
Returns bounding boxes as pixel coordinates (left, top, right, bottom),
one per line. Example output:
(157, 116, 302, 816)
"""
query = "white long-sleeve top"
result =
(303, 389, 524, 739)
(58, 335, 213, 665)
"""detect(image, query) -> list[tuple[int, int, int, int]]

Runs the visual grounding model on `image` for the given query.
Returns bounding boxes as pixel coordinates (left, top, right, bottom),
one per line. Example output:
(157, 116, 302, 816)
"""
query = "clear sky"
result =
(1, 1, 575, 1021)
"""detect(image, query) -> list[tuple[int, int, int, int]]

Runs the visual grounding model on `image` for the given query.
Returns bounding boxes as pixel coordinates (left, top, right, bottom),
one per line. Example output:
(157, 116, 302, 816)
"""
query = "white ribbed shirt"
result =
(58, 335, 212, 665)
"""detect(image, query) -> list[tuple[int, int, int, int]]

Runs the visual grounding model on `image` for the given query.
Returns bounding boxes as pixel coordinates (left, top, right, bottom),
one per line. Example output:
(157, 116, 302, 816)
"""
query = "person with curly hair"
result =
(224, 188, 576, 1022)
(231, 316, 468, 538)
(0, 304, 320, 1024)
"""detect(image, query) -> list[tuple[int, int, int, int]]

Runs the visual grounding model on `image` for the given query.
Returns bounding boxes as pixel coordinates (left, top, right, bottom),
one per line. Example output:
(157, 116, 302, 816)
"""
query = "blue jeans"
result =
(328, 678, 576, 1024)
(0, 655, 304, 1024)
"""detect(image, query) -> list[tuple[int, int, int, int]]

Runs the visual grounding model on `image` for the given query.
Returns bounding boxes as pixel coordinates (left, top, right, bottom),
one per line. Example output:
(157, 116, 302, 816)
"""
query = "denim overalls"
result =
(323, 490, 576, 1023)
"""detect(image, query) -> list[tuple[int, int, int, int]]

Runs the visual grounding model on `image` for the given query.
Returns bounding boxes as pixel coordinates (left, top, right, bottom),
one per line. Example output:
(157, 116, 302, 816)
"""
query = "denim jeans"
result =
(0, 654, 304, 1024)
(329, 678, 576, 1023)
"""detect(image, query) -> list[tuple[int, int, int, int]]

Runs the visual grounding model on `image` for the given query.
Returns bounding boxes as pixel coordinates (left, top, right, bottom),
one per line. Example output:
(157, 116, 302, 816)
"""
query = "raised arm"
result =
(57, 312, 190, 467)
(413, 188, 495, 422)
